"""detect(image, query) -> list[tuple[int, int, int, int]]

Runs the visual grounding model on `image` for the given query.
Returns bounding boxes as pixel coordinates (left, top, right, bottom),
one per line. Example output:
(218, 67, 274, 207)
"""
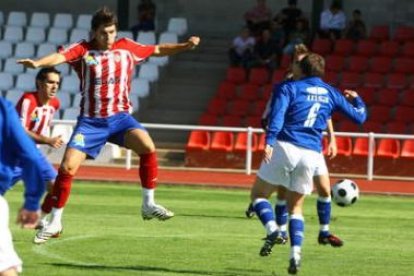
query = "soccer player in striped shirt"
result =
(0, 97, 45, 275)
(18, 6, 201, 243)
(11, 67, 64, 230)
(253, 53, 366, 274)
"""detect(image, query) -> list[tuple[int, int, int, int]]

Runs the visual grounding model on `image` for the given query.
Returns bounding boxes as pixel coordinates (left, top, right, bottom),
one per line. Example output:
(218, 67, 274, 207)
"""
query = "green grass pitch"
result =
(5, 182, 414, 275)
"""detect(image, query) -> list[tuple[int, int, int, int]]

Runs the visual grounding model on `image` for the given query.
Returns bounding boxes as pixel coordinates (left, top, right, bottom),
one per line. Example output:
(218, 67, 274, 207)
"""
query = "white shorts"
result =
(257, 141, 321, 195)
(0, 196, 22, 274)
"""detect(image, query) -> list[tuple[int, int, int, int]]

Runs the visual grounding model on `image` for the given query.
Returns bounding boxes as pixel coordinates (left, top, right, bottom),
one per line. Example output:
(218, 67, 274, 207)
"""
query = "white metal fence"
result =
(53, 120, 414, 181)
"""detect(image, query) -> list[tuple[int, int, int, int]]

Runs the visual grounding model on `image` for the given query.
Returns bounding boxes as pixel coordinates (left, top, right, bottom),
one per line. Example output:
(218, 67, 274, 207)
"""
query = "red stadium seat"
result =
(401, 42, 414, 58)
(226, 100, 250, 116)
(369, 57, 392, 74)
(369, 25, 390, 42)
(271, 69, 286, 83)
(347, 56, 369, 73)
(340, 72, 361, 88)
(238, 84, 260, 101)
(393, 106, 414, 123)
(249, 100, 267, 116)
(362, 121, 384, 133)
(401, 140, 414, 158)
(245, 116, 262, 128)
(355, 40, 378, 57)
(375, 88, 399, 106)
(333, 39, 355, 56)
(378, 41, 400, 57)
(198, 113, 218, 126)
(357, 87, 376, 105)
(387, 73, 408, 89)
(258, 133, 266, 151)
(400, 89, 414, 107)
(186, 131, 211, 151)
(339, 121, 360, 132)
(325, 55, 346, 72)
(368, 105, 392, 123)
(311, 39, 332, 55)
(376, 138, 400, 158)
(324, 71, 339, 86)
(393, 58, 414, 74)
(248, 67, 270, 85)
(206, 98, 226, 115)
(280, 54, 292, 69)
(393, 26, 414, 43)
(386, 122, 407, 134)
(225, 67, 246, 84)
(363, 72, 385, 88)
(216, 81, 237, 100)
(234, 132, 258, 152)
(221, 115, 243, 127)
(336, 136, 353, 156)
(353, 137, 375, 156)
(210, 131, 234, 152)
(261, 84, 273, 100)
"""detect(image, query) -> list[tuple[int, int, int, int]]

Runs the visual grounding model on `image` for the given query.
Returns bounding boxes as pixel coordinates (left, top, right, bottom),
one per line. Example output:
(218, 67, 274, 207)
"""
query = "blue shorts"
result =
(11, 150, 57, 187)
(68, 112, 145, 159)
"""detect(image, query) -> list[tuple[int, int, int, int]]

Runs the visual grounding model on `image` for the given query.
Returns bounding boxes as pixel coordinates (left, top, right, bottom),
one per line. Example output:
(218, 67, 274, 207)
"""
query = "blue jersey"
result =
(0, 98, 45, 211)
(266, 76, 367, 152)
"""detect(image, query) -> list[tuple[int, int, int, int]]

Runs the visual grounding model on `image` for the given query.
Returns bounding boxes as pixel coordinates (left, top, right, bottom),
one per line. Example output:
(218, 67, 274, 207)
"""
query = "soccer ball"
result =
(331, 179, 359, 207)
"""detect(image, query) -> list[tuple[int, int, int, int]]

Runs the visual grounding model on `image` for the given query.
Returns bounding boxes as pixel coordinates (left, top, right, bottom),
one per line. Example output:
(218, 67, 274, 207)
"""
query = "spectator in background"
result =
(283, 18, 310, 54)
(130, 0, 156, 39)
(244, 0, 273, 36)
(345, 9, 367, 41)
(319, 2, 346, 40)
(250, 29, 279, 71)
(229, 27, 256, 68)
(269, 19, 286, 54)
(277, 0, 303, 37)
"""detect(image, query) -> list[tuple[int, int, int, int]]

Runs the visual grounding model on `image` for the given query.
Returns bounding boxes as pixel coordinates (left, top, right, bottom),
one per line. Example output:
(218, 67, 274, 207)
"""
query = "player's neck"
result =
(37, 92, 50, 105)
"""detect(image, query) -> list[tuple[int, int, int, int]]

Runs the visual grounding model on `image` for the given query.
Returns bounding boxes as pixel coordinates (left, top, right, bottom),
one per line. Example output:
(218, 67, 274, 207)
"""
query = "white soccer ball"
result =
(331, 179, 359, 207)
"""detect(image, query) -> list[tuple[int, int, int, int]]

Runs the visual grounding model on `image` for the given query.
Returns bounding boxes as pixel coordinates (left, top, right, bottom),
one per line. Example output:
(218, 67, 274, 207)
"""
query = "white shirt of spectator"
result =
(232, 36, 256, 56)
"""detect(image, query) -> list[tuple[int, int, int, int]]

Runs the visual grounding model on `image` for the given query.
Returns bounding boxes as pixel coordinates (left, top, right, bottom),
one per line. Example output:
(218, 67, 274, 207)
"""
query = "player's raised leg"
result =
(34, 148, 86, 244)
(314, 174, 344, 247)
(124, 129, 174, 221)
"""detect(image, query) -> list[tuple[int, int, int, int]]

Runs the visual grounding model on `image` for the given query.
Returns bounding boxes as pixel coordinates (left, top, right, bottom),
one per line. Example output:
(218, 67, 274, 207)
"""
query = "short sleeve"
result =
(123, 38, 155, 64)
(60, 41, 87, 63)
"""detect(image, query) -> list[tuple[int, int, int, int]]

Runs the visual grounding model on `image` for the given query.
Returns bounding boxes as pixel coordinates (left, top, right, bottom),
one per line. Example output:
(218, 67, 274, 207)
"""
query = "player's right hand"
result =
(16, 208, 40, 229)
(263, 144, 273, 164)
(343, 89, 359, 99)
(49, 135, 64, 149)
(17, 59, 38, 69)
(188, 36, 201, 49)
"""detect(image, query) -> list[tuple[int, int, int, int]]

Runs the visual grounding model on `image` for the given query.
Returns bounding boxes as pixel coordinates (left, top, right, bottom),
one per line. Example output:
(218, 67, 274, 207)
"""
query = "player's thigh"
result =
(59, 147, 87, 175)
(277, 185, 288, 201)
(124, 129, 155, 155)
(250, 176, 278, 200)
(290, 150, 319, 195)
(313, 174, 331, 197)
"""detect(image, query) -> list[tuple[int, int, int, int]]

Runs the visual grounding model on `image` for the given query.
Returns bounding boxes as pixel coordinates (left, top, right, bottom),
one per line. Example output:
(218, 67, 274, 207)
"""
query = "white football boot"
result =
(33, 222, 63, 244)
(141, 204, 174, 221)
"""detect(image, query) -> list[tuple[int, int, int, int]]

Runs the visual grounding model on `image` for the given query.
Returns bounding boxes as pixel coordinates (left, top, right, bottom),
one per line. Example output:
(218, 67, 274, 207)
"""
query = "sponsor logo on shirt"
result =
(94, 76, 122, 85)
(306, 87, 329, 103)
(73, 133, 85, 147)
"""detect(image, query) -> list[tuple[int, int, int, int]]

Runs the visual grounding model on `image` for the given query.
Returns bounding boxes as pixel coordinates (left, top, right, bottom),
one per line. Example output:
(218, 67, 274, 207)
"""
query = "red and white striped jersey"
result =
(15, 92, 60, 138)
(61, 38, 155, 118)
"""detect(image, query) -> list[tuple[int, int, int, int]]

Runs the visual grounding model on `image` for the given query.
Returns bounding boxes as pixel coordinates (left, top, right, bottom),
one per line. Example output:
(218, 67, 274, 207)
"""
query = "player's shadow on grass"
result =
(51, 263, 263, 276)
(178, 213, 249, 220)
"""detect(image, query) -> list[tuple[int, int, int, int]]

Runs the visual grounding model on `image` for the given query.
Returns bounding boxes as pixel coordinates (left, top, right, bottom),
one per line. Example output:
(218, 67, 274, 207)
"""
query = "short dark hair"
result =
(91, 6, 118, 31)
(299, 53, 325, 77)
(35, 67, 61, 89)
(288, 0, 297, 6)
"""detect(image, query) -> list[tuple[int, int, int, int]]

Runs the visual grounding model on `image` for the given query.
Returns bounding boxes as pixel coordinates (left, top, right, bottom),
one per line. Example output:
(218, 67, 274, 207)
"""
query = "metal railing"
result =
(53, 120, 414, 180)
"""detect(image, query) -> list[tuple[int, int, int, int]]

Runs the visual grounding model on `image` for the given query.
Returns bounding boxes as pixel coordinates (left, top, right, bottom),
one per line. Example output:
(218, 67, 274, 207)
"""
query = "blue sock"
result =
(253, 199, 276, 235)
(275, 200, 288, 236)
(317, 197, 331, 236)
(289, 214, 304, 247)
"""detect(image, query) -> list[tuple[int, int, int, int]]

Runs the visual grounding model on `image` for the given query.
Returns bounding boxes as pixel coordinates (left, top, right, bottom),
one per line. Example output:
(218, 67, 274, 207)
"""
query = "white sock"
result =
(142, 188, 155, 207)
(290, 245, 301, 260)
(49, 207, 64, 226)
(265, 221, 278, 236)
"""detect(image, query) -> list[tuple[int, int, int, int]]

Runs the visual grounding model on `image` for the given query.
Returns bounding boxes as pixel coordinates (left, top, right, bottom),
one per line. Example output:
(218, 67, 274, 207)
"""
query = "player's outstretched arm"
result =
(17, 53, 66, 69)
(153, 36, 201, 56)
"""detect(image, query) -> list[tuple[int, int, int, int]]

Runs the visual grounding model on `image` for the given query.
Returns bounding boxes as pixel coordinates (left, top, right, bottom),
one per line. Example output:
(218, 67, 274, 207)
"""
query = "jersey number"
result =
(304, 103, 321, 127)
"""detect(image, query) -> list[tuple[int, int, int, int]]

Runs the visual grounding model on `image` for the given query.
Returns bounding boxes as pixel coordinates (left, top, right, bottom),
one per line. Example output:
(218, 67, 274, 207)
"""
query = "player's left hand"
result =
(343, 89, 359, 99)
(16, 208, 40, 229)
(188, 36, 201, 49)
(264, 144, 273, 164)
(327, 141, 337, 159)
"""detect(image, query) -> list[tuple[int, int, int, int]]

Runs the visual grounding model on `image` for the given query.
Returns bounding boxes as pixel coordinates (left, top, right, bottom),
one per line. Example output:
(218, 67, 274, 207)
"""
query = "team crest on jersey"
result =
(73, 133, 85, 147)
(30, 111, 39, 122)
(85, 55, 98, 66)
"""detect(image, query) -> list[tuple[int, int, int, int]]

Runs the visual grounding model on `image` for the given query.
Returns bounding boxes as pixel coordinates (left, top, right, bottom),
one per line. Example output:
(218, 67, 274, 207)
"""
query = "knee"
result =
(59, 163, 77, 176)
